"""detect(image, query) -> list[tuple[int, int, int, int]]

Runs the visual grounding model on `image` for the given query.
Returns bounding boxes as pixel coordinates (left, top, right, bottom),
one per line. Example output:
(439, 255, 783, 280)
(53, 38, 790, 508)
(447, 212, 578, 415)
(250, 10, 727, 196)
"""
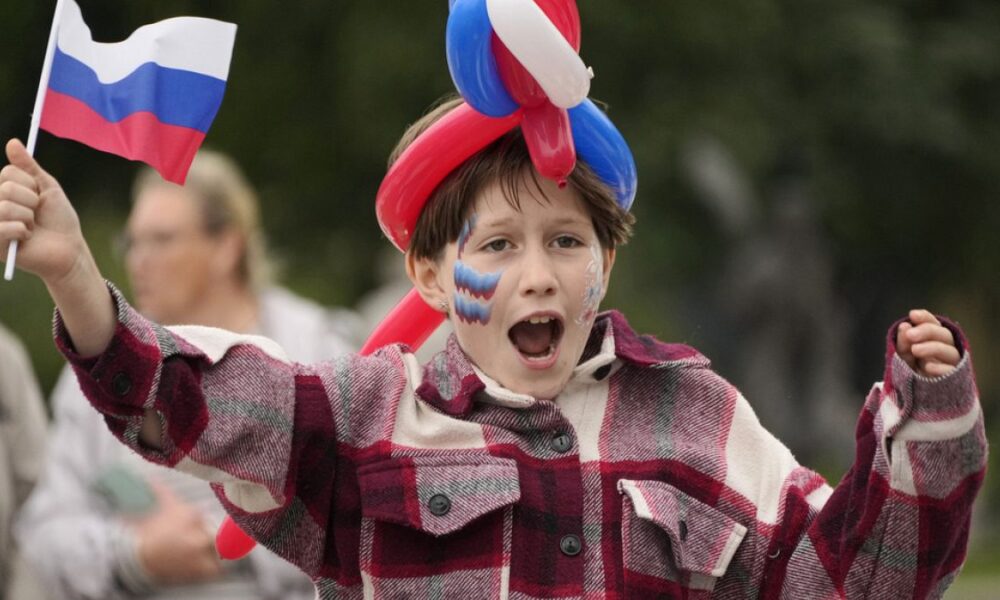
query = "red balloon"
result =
(537, 0, 581, 50)
(360, 288, 445, 355)
(491, 0, 581, 108)
(521, 101, 576, 183)
(216, 516, 256, 560)
(376, 103, 522, 251)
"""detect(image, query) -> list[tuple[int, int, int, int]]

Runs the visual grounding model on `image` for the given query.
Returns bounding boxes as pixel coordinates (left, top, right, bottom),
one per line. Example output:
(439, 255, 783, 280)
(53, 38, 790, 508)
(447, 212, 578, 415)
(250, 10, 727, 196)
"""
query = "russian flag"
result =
(39, 0, 236, 184)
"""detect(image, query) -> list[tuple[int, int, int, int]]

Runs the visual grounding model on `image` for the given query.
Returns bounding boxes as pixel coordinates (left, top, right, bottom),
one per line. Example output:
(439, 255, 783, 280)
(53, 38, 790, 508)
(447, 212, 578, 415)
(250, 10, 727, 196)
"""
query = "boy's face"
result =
(413, 173, 615, 400)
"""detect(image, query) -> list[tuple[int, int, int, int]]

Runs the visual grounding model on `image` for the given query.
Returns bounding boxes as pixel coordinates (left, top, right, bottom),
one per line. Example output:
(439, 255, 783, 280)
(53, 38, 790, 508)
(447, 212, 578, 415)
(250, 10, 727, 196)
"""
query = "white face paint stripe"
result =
(576, 243, 604, 327)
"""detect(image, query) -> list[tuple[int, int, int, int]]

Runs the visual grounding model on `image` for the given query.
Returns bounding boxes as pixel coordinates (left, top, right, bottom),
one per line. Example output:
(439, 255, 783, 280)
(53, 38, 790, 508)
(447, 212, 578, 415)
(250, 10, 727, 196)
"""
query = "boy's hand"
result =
(0, 138, 88, 284)
(1, 138, 115, 358)
(896, 309, 960, 378)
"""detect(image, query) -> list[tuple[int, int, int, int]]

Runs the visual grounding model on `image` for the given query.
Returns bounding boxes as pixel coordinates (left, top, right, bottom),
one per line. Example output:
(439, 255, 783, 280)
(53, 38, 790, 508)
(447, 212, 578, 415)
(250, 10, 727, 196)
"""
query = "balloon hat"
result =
(379, 0, 637, 252)
(216, 0, 638, 560)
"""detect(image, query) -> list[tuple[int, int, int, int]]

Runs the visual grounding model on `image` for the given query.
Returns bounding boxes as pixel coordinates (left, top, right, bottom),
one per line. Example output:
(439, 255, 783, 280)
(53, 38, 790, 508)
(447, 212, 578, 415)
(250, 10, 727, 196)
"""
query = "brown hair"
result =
(393, 97, 634, 260)
(132, 150, 274, 290)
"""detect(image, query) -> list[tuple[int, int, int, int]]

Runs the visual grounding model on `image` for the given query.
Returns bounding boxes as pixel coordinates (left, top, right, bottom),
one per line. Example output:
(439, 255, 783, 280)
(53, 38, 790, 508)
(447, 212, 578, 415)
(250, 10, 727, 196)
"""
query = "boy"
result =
(0, 93, 985, 598)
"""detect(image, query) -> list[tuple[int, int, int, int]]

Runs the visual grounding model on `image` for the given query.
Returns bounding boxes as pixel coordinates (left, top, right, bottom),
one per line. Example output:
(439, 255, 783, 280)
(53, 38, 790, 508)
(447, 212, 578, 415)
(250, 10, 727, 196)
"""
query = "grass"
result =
(945, 539, 1000, 599)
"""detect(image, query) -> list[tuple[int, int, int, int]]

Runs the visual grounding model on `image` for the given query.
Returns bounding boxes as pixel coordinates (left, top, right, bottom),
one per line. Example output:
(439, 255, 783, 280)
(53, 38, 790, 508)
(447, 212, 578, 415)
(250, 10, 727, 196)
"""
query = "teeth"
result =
(527, 316, 552, 324)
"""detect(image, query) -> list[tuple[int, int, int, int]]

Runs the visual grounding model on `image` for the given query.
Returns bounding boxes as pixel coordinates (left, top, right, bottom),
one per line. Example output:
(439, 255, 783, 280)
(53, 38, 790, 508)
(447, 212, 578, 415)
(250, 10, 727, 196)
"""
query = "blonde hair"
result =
(132, 151, 274, 290)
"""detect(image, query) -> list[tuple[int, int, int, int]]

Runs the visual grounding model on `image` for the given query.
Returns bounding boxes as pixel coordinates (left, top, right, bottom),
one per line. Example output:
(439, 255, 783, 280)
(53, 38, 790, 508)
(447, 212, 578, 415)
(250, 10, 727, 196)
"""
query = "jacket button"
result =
(111, 372, 132, 397)
(428, 494, 451, 517)
(550, 432, 573, 454)
(560, 534, 582, 557)
(593, 364, 612, 381)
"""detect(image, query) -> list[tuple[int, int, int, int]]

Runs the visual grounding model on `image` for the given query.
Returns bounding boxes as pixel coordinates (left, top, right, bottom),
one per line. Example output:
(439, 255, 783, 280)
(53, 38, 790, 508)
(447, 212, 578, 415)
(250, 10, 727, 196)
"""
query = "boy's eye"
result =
(553, 235, 582, 249)
(484, 239, 510, 252)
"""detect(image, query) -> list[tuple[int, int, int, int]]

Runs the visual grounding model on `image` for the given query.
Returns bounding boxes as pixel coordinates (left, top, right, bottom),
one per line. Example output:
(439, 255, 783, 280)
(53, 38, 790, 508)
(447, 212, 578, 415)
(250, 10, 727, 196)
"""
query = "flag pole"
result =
(5, 0, 67, 281)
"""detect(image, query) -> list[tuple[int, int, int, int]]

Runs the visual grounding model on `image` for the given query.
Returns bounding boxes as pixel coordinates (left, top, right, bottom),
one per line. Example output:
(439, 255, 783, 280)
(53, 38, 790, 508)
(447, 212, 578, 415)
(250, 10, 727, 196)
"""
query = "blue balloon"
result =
(446, 0, 519, 118)
(569, 99, 638, 211)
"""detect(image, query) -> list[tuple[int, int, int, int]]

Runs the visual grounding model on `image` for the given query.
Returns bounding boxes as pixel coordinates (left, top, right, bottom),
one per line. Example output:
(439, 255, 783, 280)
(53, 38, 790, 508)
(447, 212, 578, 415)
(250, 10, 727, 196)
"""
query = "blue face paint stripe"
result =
(453, 292, 491, 325)
(457, 214, 478, 258)
(454, 261, 502, 300)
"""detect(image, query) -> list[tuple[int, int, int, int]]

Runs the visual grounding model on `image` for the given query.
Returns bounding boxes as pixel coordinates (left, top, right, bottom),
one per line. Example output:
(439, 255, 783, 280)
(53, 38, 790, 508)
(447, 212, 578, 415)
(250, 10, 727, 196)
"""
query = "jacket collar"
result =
(415, 310, 709, 417)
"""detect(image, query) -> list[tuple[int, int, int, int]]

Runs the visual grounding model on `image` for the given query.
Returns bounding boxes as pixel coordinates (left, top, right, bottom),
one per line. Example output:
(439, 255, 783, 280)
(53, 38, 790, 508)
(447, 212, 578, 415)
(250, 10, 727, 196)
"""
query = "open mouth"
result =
(508, 315, 564, 364)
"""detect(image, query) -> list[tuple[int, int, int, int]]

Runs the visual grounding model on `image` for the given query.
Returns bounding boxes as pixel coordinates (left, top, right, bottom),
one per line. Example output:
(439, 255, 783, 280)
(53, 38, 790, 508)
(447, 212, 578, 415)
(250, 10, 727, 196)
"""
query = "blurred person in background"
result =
(681, 138, 856, 469)
(0, 323, 48, 600)
(15, 150, 361, 600)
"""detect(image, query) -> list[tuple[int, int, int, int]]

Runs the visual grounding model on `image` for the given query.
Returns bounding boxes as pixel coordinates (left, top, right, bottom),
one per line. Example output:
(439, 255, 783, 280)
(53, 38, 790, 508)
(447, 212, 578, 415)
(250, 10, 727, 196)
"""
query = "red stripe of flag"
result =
(39, 89, 205, 184)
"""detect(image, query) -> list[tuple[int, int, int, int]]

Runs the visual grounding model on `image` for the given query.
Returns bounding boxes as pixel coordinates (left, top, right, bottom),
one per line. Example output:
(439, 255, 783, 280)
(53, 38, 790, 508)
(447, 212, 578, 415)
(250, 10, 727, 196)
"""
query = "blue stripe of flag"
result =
(48, 46, 227, 133)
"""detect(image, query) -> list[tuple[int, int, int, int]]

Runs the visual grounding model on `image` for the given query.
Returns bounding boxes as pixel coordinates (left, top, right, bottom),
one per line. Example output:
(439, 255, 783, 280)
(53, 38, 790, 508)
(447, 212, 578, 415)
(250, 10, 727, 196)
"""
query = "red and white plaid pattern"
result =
(59, 285, 986, 599)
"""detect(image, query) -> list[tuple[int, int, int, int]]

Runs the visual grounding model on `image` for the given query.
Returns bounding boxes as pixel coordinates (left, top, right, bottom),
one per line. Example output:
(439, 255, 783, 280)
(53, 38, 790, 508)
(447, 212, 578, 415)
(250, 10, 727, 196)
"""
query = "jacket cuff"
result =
(53, 282, 162, 419)
(883, 316, 979, 439)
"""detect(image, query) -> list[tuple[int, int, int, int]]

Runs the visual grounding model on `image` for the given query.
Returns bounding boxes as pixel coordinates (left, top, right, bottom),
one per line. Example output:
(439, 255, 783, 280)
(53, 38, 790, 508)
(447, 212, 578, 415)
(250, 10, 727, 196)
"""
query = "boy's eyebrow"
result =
(474, 215, 590, 232)
(474, 216, 517, 230)
(548, 215, 591, 228)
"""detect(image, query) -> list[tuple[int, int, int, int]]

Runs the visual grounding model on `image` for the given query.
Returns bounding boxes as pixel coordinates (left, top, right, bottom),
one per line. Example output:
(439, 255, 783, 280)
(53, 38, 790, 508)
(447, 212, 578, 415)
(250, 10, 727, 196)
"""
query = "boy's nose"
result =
(517, 248, 558, 297)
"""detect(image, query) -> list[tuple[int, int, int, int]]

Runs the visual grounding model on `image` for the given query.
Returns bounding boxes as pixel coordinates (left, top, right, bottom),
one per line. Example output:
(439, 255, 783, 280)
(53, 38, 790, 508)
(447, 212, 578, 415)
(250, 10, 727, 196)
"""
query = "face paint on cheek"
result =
(453, 292, 492, 325)
(576, 243, 604, 327)
(454, 262, 502, 299)
(457, 214, 477, 259)
(453, 261, 503, 325)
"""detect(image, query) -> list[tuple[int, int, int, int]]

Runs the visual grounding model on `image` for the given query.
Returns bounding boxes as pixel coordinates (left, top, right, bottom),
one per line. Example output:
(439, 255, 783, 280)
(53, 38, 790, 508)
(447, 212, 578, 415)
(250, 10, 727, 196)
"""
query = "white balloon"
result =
(486, 0, 591, 109)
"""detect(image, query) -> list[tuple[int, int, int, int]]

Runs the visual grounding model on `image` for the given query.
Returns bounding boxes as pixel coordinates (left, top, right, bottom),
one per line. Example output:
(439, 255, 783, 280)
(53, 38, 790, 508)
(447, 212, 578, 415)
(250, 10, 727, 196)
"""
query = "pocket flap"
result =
(619, 479, 747, 577)
(359, 455, 520, 537)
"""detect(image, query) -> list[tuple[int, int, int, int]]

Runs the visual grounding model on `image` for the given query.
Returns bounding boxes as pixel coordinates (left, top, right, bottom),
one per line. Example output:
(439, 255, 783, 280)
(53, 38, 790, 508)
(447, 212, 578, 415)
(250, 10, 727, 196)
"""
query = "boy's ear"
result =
(406, 251, 450, 314)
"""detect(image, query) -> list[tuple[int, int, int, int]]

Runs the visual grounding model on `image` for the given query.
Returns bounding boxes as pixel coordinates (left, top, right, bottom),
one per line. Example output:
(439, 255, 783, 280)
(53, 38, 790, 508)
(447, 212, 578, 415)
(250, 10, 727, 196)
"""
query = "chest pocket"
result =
(619, 479, 747, 598)
(357, 455, 520, 598)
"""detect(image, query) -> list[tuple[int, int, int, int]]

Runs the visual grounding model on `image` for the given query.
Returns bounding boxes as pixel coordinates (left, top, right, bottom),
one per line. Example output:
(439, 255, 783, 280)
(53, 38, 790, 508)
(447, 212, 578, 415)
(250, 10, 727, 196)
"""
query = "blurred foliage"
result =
(1, 0, 997, 554)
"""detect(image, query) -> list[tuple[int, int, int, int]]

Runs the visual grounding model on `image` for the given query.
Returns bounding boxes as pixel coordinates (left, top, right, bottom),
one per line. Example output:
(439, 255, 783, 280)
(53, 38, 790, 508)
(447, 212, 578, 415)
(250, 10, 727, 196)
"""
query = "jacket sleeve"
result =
(55, 284, 408, 576)
(774, 317, 986, 599)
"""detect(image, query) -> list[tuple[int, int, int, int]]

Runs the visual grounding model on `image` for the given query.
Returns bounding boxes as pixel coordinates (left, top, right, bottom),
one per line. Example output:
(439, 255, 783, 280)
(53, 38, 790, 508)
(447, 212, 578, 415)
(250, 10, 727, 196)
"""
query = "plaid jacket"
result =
(60, 287, 986, 599)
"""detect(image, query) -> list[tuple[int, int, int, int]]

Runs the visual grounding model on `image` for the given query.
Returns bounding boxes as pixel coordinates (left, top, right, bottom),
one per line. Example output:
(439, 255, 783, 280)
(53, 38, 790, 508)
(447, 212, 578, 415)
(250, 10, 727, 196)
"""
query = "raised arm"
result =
(53, 285, 409, 577)
(0, 139, 170, 447)
(776, 311, 984, 599)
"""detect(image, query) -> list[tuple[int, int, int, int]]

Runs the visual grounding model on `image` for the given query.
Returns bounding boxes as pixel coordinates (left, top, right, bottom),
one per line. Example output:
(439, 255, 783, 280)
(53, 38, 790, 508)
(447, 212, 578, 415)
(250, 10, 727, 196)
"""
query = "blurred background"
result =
(0, 0, 996, 593)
